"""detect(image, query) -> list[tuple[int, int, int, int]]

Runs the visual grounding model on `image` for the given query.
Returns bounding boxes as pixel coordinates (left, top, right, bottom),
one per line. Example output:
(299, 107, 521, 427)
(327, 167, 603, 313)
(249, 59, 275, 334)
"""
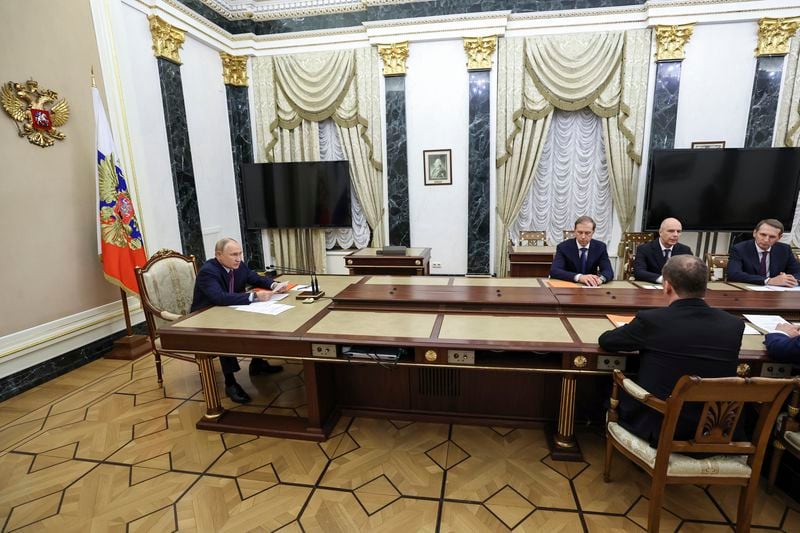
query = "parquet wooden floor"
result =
(0, 354, 797, 532)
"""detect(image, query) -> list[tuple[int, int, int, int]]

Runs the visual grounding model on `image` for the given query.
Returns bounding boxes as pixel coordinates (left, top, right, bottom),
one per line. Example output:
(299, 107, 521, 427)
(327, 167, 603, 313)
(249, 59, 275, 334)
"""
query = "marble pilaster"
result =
(467, 71, 491, 274)
(745, 56, 785, 148)
(385, 77, 411, 247)
(225, 85, 265, 268)
(156, 58, 205, 260)
(649, 61, 682, 152)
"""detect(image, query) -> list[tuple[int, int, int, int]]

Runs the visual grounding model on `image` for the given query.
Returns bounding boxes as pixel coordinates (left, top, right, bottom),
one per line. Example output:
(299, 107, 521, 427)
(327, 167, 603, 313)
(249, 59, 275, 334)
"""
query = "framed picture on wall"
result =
(423, 149, 452, 186)
(691, 140, 726, 149)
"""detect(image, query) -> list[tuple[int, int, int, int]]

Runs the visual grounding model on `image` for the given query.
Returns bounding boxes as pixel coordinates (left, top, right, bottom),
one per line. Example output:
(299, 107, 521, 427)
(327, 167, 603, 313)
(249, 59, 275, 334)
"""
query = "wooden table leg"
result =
(548, 373, 583, 461)
(197, 355, 223, 420)
(303, 360, 338, 438)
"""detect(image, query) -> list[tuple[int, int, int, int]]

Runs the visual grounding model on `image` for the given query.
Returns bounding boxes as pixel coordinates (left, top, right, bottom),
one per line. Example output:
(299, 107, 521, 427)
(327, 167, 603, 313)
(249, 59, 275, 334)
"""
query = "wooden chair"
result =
(604, 370, 797, 532)
(705, 253, 729, 281)
(767, 385, 800, 493)
(620, 231, 654, 280)
(135, 249, 198, 385)
(562, 229, 576, 241)
(519, 230, 547, 247)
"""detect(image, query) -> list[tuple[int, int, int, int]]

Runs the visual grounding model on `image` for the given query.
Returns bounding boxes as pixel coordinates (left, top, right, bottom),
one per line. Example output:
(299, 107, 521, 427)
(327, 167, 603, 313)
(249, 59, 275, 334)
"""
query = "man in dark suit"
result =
(765, 323, 800, 363)
(550, 216, 614, 286)
(633, 217, 693, 283)
(599, 255, 744, 447)
(727, 219, 800, 287)
(192, 237, 289, 403)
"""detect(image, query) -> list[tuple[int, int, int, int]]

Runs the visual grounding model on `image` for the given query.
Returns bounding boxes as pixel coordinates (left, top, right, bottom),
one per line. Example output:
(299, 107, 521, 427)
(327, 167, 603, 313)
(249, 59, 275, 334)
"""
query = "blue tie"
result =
(580, 248, 588, 274)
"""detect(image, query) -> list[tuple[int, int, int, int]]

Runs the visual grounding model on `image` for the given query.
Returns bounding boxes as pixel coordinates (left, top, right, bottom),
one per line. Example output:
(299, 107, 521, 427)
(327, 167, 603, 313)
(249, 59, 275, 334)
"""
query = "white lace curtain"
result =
(511, 108, 612, 245)
(319, 119, 371, 249)
(494, 30, 651, 276)
(774, 34, 800, 246)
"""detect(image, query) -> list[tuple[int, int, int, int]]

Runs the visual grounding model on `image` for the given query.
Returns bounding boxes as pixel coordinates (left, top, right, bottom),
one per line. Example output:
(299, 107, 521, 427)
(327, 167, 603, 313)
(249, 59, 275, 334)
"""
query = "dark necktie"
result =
(758, 251, 768, 277)
(663, 248, 671, 260)
(580, 248, 588, 274)
(227, 269, 234, 293)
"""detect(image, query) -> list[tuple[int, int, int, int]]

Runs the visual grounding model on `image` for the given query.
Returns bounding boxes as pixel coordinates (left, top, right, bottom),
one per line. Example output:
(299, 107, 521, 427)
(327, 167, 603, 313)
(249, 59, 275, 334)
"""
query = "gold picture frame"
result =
(691, 140, 726, 149)
(423, 149, 452, 186)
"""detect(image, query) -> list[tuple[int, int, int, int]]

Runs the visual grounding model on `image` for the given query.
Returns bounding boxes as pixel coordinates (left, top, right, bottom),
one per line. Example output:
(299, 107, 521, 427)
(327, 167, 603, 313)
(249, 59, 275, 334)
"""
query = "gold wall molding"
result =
(463, 36, 497, 71)
(220, 52, 249, 86)
(756, 17, 800, 57)
(654, 24, 695, 61)
(1, 79, 70, 148)
(148, 15, 186, 64)
(377, 42, 409, 76)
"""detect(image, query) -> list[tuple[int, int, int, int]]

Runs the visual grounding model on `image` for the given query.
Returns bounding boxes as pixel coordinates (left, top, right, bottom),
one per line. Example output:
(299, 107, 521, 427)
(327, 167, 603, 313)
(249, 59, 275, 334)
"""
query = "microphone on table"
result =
(267, 264, 325, 300)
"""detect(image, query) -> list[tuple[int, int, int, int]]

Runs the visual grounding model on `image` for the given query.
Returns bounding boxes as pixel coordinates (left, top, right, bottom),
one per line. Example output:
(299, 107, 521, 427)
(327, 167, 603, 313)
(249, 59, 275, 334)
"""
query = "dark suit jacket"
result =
(191, 258, 274, 312)
(550, 238, 614, 282)
(598, 298, 744, 447)
(764, 333, 800, 364)
(727, 240, 800, 285)
(633, 240, 693, 283)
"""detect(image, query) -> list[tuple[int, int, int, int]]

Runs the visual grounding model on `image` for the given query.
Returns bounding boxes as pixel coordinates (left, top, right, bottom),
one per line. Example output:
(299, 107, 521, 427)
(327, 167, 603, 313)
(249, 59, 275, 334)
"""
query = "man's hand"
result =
(775, 322, 800, 337)
(254, 290, 274, 302)
(767, 273, 799, 287)
(272, 282, 290, 293)
(577, 274, 602, 287)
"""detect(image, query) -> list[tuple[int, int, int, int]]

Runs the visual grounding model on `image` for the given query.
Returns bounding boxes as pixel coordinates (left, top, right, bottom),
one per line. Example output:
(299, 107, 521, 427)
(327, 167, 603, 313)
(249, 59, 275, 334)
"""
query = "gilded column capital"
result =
(756, 17, 800, 57)
(377, 42, 409, 76)
(220, 53, 249, 87)
(654, 24, 695, 61)
(148, 15, 186, 64)
(464, 36, 497, 71)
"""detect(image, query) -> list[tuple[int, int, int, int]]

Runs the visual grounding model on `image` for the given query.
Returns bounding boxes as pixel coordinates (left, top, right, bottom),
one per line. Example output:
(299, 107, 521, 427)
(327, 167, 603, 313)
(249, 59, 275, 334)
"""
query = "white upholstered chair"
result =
(135, 249, 198, 385)
(604, 370, 796, 532)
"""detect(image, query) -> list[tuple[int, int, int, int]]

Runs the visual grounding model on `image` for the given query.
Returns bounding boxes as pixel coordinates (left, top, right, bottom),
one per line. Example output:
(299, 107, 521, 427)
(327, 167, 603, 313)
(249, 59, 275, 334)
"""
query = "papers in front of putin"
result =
(231, 301, 293, 315)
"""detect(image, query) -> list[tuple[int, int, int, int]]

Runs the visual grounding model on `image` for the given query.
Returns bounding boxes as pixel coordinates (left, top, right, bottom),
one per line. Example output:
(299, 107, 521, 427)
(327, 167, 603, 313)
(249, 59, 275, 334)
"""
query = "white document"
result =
(763, 285, 800, 292)
(744, 285, 774, 291)
(742, 324, 761, 335)
(640, 284, 662, 290)
(269, 293, 289, 302)
(292, 284, 310, 291)
(232, 301, 293, 315)
(743, 314, 790, 333)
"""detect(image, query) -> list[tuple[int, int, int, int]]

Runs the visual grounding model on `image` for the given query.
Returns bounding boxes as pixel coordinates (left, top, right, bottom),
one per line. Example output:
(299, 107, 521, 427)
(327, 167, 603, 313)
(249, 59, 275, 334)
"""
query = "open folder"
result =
(547, 279, 579, 288)
(607, 314, 634, 327)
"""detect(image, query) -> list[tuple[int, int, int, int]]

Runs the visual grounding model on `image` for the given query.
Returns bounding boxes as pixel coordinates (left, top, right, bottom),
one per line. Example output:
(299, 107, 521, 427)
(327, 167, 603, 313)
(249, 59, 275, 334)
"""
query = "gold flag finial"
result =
(377, 42, 409, 76)
(756, 17, 800, 56)
(91, 66, 96, 88)
(148, 15, 186, 64)
(654, 24, 695, 61)
(220, 53, 249, 87)
(463, 36, 497, 71)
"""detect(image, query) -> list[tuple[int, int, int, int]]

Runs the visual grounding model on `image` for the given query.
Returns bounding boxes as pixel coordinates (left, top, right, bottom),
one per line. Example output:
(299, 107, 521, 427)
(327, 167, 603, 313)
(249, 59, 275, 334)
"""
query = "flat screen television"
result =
(241, 161, 352, 229)
(642, 148, 800, 232)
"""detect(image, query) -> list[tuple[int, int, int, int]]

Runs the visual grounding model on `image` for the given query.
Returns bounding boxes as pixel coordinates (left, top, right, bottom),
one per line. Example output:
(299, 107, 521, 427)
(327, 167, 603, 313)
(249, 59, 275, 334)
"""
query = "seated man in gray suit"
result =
(633, 217, 693, 283)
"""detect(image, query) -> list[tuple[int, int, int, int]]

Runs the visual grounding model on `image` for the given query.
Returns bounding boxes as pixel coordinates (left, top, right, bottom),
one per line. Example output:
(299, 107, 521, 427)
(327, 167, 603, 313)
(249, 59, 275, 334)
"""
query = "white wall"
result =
(674, 22, 758, 149)
(406, 39, 470, 275)
(181, 34, 242, 260)
(112, 1, 182, 256)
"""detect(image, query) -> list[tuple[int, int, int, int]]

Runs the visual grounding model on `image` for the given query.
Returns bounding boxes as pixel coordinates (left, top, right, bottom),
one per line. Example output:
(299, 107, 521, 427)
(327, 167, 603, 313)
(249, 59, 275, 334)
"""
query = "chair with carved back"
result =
(705, 253, 730, 282)
(519, 231, 548, 247)
(562, 229, 576, 241)
(767, 384, 800, 493)
(620, 231, 655, 280)
(135, 249, 198, 385)
(604, 370, 797, 532)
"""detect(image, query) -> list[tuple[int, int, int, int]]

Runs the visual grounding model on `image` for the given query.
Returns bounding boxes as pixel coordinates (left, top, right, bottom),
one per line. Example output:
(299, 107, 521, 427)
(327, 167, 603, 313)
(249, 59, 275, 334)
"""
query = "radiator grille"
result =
(418, 367, 460, 397)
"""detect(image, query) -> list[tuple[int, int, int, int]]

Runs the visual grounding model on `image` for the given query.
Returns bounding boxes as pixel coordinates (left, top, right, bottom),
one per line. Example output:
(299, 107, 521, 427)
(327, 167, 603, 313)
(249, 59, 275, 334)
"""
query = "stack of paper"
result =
(742, 314, 790, 333)
(231, 301, 293, 316)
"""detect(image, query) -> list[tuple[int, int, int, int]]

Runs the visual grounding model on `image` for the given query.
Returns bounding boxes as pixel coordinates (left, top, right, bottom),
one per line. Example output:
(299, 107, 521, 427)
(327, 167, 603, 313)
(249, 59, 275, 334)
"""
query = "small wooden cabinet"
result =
(345, 247, 431, 276)
(508, 246, 556, 277)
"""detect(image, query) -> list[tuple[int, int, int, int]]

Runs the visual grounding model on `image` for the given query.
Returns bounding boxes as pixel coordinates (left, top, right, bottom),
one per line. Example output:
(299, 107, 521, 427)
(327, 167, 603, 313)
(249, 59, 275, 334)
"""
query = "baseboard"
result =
(0, 297, 145, 379)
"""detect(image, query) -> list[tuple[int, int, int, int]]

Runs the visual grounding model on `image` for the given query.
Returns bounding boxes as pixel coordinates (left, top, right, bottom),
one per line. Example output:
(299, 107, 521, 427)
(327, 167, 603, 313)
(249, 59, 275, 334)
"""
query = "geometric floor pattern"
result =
(1, 355, 798, 532)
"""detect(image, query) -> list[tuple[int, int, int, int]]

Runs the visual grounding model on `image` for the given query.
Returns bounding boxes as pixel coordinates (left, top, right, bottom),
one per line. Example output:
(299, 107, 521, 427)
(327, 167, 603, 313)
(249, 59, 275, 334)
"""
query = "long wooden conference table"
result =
(158, 275, 798, 461)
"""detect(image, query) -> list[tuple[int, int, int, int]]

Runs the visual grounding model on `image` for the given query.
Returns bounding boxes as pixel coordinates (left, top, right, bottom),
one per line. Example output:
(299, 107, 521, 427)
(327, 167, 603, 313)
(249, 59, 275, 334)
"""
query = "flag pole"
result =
(94, 65, 149, 360)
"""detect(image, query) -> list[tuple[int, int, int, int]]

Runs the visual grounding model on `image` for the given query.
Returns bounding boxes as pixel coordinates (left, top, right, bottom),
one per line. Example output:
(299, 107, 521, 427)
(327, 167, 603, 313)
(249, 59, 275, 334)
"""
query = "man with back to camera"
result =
(550, 215, 614, 286)
(192, 237, 289, 404)
(764, 323, 800, 363)
(598, 255, 744, 446)
(727, 219, 800, 287)
(633, 217, 693, 283)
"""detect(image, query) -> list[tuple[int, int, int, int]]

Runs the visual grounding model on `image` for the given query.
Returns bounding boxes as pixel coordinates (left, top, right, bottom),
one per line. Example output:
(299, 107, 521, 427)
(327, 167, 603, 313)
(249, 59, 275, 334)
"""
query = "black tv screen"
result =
(241, 161, 352, 229)
(643, 148, 800, 232)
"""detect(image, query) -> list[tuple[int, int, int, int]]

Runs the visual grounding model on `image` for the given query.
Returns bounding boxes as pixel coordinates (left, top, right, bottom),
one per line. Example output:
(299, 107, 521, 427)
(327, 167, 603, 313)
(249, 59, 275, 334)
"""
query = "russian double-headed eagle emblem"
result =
(1, 79, 70, 148)
(98, 153, 144, 250)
